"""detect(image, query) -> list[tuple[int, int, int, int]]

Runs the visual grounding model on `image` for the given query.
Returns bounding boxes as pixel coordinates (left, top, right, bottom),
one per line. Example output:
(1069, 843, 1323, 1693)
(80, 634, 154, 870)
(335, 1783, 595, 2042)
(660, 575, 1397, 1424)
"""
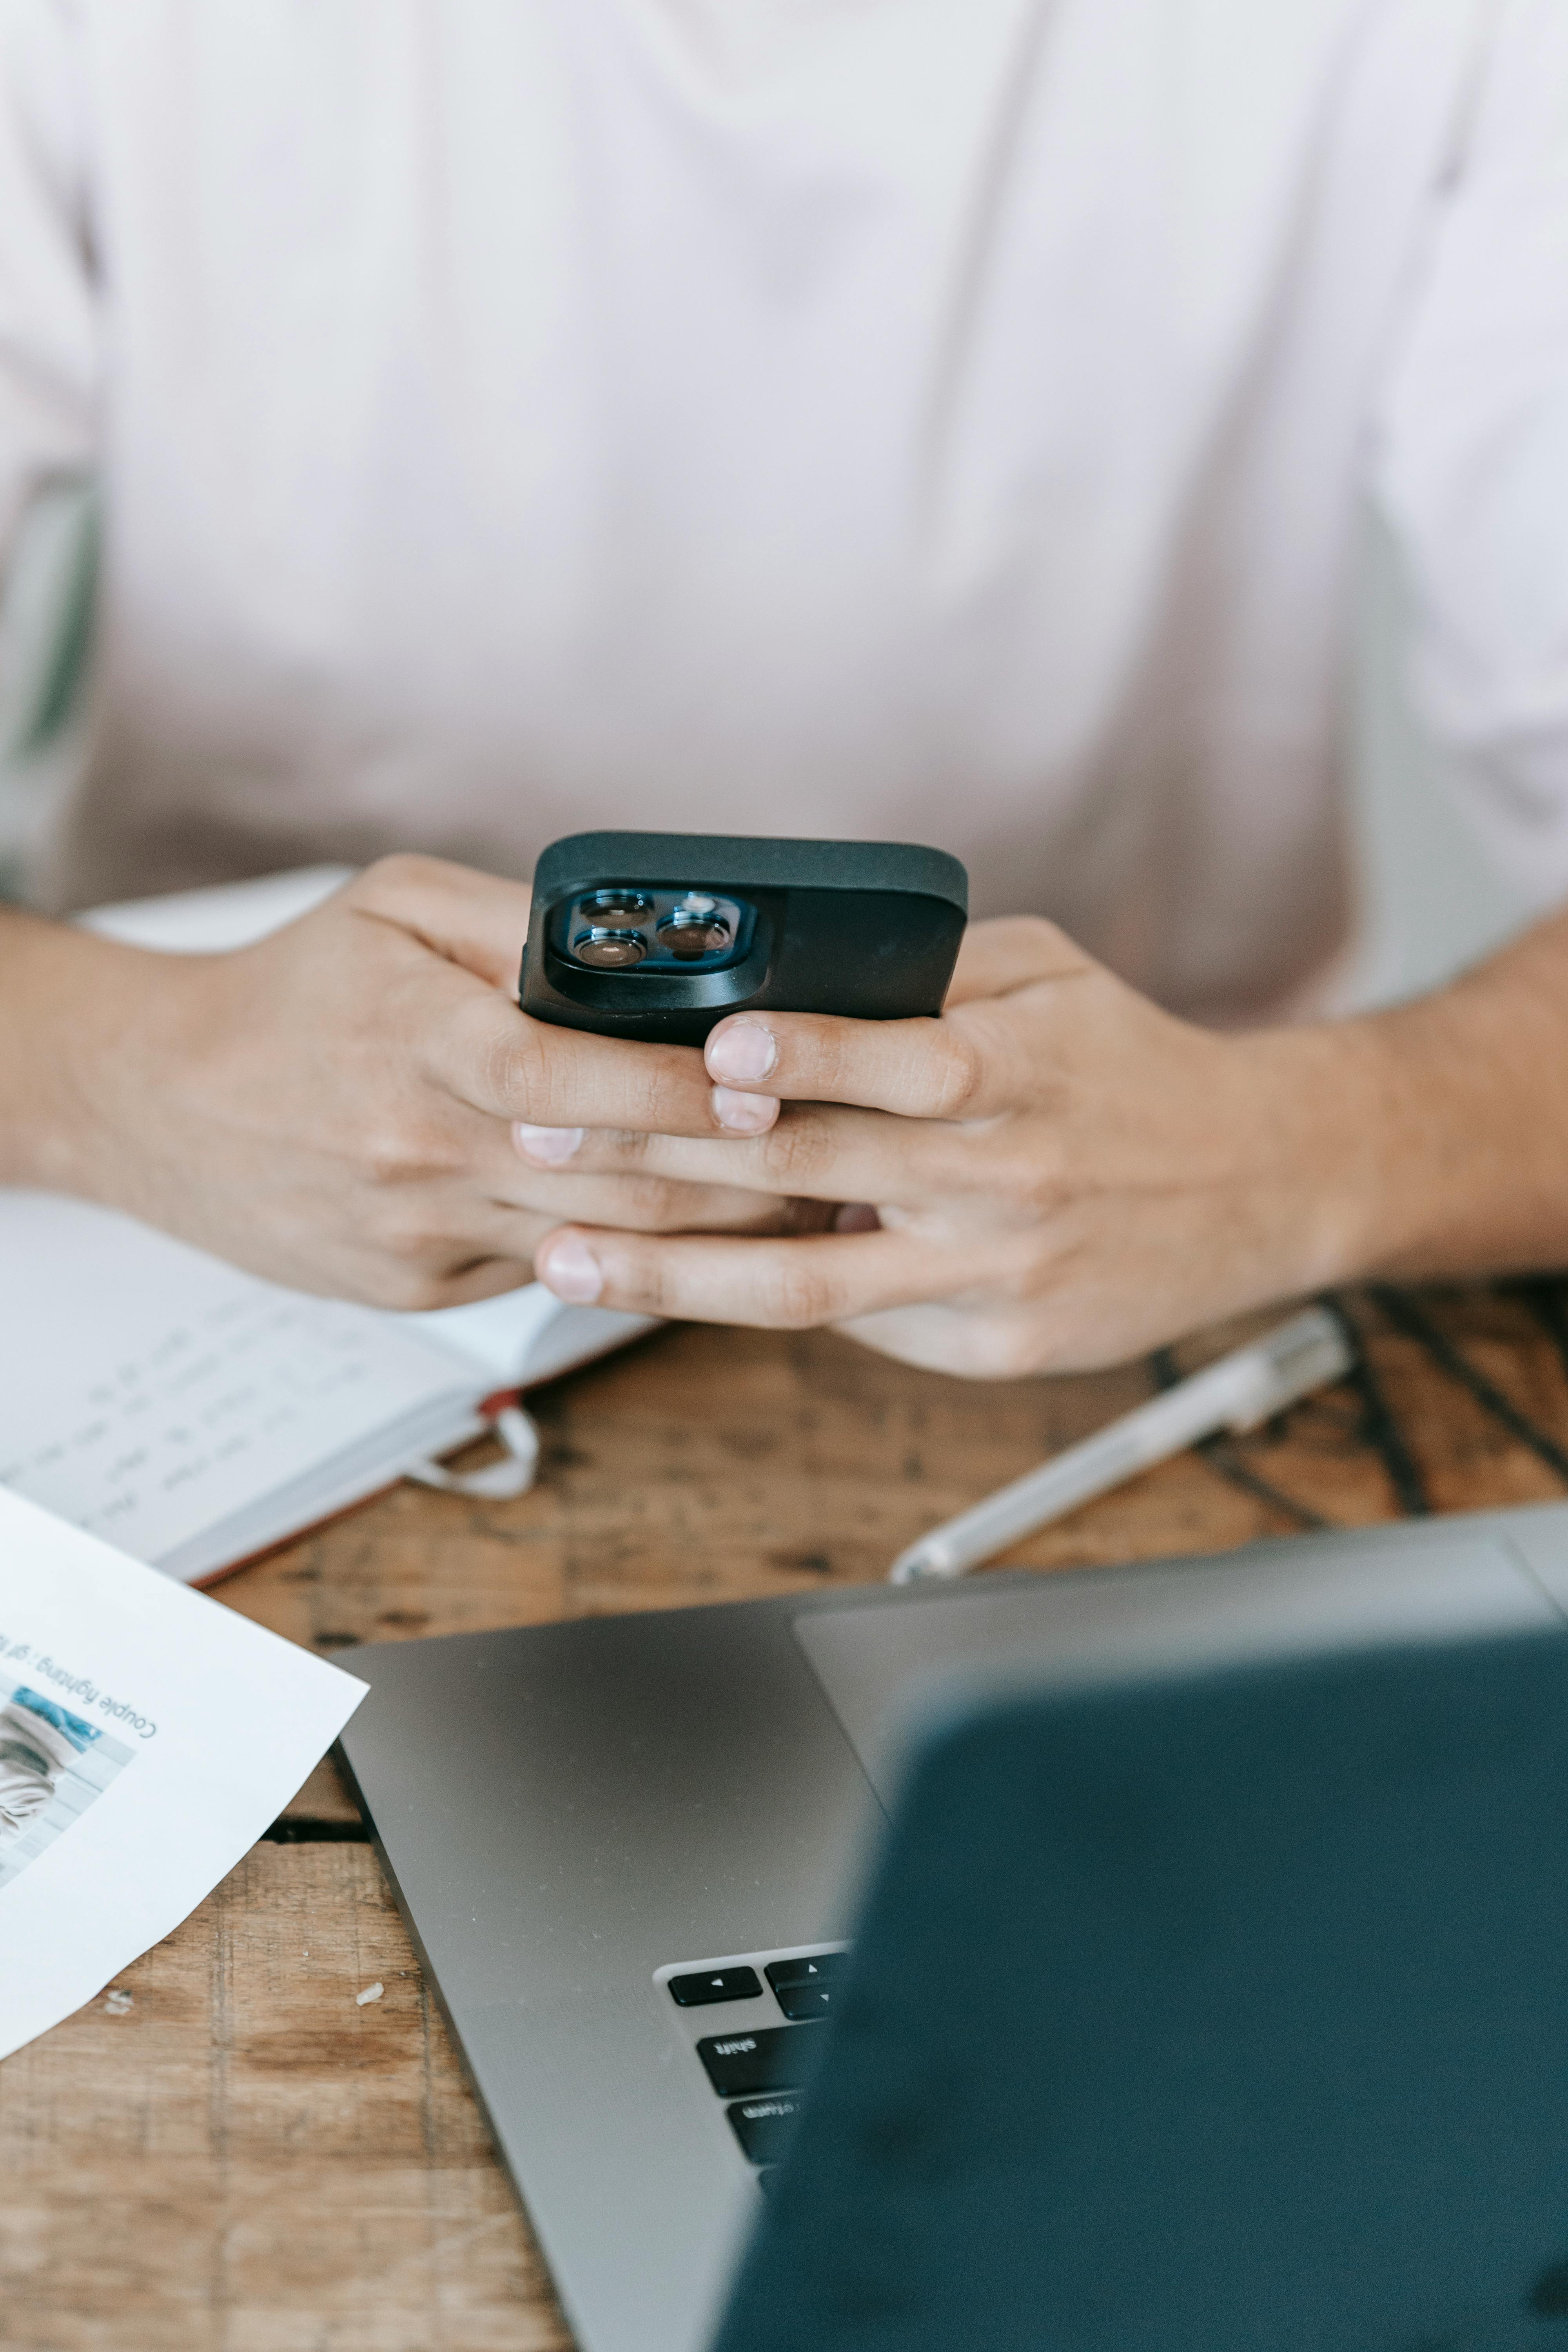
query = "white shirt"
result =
(0, 0, 1564, 1020)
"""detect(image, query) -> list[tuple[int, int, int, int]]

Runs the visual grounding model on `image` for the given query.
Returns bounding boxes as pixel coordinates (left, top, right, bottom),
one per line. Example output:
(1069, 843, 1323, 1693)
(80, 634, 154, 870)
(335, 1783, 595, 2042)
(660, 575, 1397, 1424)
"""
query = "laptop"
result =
(338, 1500, 1568, 2352)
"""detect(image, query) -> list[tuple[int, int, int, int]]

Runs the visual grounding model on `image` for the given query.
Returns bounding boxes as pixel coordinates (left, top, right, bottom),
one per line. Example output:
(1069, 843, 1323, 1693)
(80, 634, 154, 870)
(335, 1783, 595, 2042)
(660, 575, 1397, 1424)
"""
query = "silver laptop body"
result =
(338, 1501, 1568, 2352)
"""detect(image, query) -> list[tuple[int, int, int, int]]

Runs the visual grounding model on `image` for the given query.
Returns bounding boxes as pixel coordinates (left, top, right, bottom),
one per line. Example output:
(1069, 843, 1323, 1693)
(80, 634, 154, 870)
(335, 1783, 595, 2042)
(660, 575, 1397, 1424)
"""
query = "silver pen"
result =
(888, 1305, 1354, 1586)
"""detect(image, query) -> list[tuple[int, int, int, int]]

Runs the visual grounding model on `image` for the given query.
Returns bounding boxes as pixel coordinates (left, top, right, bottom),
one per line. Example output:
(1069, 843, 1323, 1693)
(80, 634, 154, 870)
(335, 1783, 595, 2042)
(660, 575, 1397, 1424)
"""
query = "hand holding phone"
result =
(518, 831, 968, 1046)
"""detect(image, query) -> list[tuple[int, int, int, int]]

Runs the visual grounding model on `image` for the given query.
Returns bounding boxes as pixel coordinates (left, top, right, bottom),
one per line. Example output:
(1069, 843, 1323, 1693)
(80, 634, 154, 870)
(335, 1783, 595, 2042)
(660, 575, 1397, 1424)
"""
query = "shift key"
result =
(697, 2022, 824, 2098)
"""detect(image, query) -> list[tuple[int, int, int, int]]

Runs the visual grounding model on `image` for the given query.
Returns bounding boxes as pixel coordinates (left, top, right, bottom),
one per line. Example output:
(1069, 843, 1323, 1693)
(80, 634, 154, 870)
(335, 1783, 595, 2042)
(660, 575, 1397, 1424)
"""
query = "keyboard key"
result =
(697, 2022, 823, 2098)
(729, 2094, 804, 2166)
(667, 1967, 762, 2008)
(765, 1952, 849, 2019)
(764, 1951, 849, 1989)
(771, 1978, 841, 2022)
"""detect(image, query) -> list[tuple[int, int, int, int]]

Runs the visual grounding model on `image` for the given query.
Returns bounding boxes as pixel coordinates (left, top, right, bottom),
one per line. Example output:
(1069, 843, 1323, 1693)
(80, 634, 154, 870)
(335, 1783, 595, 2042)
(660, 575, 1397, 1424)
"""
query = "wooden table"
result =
(10, 1281, 1568, 2352)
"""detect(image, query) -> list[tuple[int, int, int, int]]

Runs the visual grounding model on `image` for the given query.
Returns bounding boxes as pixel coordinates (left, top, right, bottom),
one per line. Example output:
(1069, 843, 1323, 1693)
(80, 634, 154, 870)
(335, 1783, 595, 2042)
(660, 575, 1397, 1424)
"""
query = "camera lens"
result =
(572, 926, 648, 969)
(582, 889, 654, 926)
(658, 912, 732, 960)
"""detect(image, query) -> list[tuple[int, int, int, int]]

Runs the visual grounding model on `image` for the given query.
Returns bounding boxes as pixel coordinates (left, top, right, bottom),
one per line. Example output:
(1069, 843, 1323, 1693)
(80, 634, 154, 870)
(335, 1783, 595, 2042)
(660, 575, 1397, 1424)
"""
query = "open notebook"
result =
(1, 868, 656, 1584)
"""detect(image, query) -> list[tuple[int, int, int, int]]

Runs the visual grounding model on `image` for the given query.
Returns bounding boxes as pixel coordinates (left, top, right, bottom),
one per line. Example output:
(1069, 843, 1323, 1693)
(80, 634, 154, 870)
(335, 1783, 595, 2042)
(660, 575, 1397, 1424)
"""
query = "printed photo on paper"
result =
(0, 1669, 137, 1894)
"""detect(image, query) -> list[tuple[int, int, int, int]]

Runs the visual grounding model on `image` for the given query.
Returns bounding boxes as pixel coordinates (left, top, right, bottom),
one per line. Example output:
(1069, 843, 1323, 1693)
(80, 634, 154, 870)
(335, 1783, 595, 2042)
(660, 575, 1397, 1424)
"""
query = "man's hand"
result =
(1, 856, 793, 1307)
(525, 915, 1424, 1376)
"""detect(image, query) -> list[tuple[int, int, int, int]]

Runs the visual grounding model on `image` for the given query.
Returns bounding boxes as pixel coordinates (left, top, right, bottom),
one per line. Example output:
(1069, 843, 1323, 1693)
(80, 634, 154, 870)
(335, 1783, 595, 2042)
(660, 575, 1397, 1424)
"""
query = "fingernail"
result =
(513, 1122, 585, 1165)
(539, 1235, 603, 1303)
(712, 1085, 777, 1134)
(707, 1020, 777, 1084)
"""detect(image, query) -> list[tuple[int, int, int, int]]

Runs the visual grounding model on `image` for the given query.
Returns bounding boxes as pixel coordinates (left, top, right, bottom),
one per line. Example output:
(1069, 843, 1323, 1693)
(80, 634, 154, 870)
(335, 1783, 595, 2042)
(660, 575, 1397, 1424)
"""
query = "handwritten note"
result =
(3, 1192, 477, 1570)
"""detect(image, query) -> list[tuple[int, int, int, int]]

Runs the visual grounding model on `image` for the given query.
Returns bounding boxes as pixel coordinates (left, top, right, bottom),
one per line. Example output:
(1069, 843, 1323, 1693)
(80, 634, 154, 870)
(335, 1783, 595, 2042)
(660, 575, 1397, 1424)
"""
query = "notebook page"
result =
(408, 1288, 659, 1390)
(1, 1192, 481, 1569)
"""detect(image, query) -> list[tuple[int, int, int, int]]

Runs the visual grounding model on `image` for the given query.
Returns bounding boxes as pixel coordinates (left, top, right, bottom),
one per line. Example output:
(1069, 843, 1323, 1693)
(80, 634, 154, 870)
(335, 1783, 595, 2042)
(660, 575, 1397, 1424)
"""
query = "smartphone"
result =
(517, 830, 968, 1045)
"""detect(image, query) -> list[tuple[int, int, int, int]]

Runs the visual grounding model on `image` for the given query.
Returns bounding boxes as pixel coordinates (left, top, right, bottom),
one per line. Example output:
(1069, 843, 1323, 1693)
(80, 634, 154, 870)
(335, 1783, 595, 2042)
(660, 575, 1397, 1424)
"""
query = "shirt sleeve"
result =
(0, 0, 96, 573)
(1368, 0, 1568, 908)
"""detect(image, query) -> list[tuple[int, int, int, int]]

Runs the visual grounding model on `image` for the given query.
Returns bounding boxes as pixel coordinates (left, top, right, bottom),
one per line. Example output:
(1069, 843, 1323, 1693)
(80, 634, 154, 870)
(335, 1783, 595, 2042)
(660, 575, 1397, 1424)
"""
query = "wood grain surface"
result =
(11, 1285, 1568, 2351)
(1, 1841, 572, 2352)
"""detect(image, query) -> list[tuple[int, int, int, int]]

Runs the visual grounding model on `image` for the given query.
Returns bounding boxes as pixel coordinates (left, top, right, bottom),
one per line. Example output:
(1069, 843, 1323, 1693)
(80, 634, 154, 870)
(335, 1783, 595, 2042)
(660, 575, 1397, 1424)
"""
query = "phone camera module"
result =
(659, 911, 732, 960)
(582, 889, 655, 926)
(572, 926, 648, 969)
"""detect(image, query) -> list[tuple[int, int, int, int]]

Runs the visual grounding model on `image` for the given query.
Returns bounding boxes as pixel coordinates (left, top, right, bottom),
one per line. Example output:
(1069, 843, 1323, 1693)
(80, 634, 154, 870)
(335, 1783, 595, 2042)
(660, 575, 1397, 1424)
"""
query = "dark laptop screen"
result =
(714, 1628, 1568, 2352)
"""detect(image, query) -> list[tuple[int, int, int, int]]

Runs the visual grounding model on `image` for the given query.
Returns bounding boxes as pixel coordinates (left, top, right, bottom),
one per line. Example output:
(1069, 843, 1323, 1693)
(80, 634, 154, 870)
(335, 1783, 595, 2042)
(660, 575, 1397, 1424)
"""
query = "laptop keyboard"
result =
(655, 1944, 850, 2174)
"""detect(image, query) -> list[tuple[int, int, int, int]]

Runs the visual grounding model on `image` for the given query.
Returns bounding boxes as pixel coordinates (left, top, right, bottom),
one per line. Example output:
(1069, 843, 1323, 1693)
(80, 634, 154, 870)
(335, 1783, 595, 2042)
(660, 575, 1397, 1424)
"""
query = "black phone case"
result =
(517, 830, 969, 1045)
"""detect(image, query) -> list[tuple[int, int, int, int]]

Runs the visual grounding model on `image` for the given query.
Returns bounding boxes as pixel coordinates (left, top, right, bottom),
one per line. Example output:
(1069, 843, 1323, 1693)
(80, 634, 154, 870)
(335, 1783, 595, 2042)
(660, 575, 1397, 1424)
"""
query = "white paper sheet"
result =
(80, 864, 356, 951)
(0, 1486, 365, 2059)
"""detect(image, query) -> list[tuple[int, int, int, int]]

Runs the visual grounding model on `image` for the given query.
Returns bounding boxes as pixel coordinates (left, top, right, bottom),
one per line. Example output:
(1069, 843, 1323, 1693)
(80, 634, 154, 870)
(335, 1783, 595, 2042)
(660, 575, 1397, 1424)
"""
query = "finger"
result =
(324, 1223, 545, 1312)
(512, 1100, 961, 1208)
(700, 1000, 1039, 1122)
(406, 1253, 543, 1309)
(492, 1160, 808, 1235)
(532, 1220, 996, 1326)
(442, 991, 780, 1138)
(348, 853, 537, 989)
(943, 914, 1090, 1006)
